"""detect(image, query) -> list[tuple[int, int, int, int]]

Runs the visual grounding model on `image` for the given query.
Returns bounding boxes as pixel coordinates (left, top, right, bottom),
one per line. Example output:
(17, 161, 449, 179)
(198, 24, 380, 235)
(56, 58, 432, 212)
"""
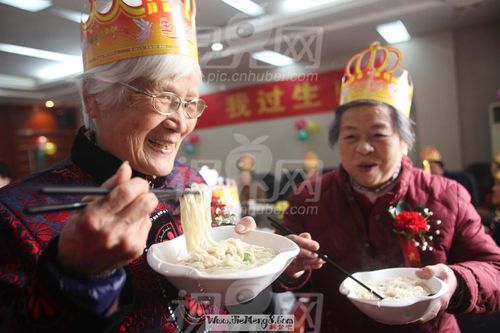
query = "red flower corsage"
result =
(388, 201, 441, 266)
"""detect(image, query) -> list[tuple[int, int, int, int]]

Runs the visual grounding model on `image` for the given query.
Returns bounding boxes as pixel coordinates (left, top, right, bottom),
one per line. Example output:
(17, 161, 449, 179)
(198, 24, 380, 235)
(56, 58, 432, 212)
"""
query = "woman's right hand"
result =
(57, 161, 158, 275)
(283, 232, 324, 279)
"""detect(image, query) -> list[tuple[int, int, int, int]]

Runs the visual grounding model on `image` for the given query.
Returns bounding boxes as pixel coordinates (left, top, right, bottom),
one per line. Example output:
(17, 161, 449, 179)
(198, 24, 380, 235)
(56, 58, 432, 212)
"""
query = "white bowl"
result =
(147, 226, 299, 305)
(339, 267, 449, 325)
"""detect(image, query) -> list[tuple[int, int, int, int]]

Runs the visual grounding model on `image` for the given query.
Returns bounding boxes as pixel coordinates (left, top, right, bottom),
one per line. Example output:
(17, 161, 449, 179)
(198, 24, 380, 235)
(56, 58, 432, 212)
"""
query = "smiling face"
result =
(338, 104, 408, 188)
(89, 72, 200, 176)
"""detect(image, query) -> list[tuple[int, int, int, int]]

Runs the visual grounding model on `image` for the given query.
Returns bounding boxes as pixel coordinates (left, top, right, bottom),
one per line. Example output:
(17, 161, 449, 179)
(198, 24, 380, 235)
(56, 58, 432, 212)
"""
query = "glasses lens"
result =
(196, 100, 206, 117)
(151, 91, 206, 118)
(154, 93, 181, 114)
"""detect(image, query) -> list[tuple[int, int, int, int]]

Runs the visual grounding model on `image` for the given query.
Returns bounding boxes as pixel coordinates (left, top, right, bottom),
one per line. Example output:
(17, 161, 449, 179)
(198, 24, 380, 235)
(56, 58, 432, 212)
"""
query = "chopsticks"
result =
(38, 186, 200, 197)
(268, 217, 384, 300)
(23, 186, 199, 215)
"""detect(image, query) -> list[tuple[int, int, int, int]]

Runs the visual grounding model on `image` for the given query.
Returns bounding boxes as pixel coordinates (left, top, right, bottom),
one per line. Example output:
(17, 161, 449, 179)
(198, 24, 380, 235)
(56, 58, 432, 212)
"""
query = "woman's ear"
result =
(401, 141, 409, 156)
(82, 79, 98, 119)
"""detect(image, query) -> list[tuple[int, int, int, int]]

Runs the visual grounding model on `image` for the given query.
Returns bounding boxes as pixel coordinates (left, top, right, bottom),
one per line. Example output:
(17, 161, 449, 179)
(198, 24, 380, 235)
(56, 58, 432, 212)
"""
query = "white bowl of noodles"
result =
(339, 267, 449, 325)
(147, 226, 299, 305)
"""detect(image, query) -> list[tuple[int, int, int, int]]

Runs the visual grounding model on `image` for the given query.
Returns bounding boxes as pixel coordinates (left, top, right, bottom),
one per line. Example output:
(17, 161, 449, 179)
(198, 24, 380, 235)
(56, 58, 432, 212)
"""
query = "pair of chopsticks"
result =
(24, 186, 199, 215)
(268, 217, 384, 300)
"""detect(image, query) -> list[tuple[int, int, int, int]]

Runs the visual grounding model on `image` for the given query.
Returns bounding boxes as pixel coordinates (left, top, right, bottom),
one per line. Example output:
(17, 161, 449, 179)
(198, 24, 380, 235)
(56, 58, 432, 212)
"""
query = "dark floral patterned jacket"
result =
(0, 128, 214, 333)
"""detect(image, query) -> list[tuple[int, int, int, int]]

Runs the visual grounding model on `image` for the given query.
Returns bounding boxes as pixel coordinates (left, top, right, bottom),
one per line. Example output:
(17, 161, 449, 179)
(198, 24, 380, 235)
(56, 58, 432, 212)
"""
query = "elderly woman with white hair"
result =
(0, 1, 256, 332)
(277, 42, 500, 332)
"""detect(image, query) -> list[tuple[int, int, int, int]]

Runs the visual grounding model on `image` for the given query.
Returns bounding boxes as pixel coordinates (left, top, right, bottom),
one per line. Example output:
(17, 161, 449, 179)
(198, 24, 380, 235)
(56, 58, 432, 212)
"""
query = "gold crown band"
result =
(81, 0, 198, 71)
(339, 41, 413, 117)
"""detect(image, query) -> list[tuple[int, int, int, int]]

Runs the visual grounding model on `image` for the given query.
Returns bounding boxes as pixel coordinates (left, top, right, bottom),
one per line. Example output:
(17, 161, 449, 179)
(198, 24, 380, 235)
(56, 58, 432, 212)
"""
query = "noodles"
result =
(354, 276, 432, 300)
(178, 183, 277, 274)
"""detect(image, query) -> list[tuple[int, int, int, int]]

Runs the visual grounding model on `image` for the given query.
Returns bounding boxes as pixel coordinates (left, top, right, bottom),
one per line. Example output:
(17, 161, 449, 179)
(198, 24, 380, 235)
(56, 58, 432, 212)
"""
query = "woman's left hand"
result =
(415, 264, 458, 323)
(234, 216, 257, 234)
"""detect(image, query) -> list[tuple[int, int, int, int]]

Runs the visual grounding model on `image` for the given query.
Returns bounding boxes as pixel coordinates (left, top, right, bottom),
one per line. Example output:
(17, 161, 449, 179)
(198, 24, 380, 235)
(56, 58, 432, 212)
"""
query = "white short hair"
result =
(76, 54, 202, 132)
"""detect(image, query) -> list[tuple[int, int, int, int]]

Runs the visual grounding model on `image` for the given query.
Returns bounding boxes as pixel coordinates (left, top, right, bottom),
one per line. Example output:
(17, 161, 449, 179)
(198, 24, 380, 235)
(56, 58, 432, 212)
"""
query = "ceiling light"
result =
(37, 61, 83, 81)
(48, 7, 89, 23)
(211, 43, 224, 52)
(45, 100, 55, 108)
(251, 51, 295, 67)
(283, 0, 347, 12)
(0, 0, 52, 12)
(220, 0, 264, 16)
(0, 74, 37, 90)
(0, 43, 80, 62)
(376, 20, 411, 44)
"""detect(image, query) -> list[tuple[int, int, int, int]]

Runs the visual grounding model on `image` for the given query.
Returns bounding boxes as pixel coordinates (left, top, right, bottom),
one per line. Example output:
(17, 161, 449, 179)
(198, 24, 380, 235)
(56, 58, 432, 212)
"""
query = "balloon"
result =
(306, 121, 320, 134)
(45, 142, 57, 155)
(298, 129, 309, 141)
(295, 119, 306, 130)
(184, 144, 196, 155)
(189, 134, 200, 145)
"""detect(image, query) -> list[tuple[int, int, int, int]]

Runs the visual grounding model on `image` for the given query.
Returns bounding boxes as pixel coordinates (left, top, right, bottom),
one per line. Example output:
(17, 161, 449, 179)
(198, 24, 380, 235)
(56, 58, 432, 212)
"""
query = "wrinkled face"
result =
(493, 179, 500, 206)
(90, 72, 200, 176)
(338, 104, 408, 188)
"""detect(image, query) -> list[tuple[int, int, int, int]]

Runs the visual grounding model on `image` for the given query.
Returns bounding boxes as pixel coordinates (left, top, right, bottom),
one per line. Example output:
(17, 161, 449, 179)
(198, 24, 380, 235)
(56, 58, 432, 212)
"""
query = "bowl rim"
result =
(340, 267, 449, 307)
(147, 226, 300, 280)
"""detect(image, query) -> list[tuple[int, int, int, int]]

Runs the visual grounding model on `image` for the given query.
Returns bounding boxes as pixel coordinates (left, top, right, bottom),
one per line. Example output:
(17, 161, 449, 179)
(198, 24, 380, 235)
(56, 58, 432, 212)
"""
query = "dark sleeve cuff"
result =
(39, 238, 127, 316)
(446, 266, 471, 314)
(276, 270, 312, 291)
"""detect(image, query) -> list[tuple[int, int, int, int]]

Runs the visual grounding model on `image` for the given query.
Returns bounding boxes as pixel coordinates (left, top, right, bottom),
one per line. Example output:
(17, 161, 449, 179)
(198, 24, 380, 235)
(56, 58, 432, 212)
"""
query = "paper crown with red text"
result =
(81, 0, 197, 71)
(339, 41, 414, 117)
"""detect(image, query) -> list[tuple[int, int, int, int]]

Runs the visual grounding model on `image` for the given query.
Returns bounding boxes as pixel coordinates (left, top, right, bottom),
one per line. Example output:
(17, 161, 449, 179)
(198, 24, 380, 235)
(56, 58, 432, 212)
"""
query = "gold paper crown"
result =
(339, 41, 414, 117)
(420, 145, 442, 173)
(420, 145, 442, 162)
(81, 0, 197, 71)
(237, 154, 256, 171)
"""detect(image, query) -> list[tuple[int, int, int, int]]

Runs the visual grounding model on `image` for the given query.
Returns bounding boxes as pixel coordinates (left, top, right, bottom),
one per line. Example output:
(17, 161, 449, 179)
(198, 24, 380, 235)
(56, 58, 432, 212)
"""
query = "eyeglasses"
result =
(119, 82, 207, 119)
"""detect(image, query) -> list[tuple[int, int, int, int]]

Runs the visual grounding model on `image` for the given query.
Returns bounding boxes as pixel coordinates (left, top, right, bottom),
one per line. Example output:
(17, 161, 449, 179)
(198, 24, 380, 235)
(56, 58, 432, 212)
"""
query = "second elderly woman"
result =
(277, 42, 500, 332)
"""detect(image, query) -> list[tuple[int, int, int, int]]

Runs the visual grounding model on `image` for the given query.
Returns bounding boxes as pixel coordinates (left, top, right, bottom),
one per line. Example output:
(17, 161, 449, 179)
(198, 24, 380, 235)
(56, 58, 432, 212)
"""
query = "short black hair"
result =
(430, 160, 445, 169)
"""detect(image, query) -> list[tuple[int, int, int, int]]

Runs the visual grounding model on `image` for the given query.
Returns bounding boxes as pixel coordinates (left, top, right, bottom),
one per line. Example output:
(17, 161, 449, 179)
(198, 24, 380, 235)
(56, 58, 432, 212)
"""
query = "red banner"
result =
(197, 69, 343, 129)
